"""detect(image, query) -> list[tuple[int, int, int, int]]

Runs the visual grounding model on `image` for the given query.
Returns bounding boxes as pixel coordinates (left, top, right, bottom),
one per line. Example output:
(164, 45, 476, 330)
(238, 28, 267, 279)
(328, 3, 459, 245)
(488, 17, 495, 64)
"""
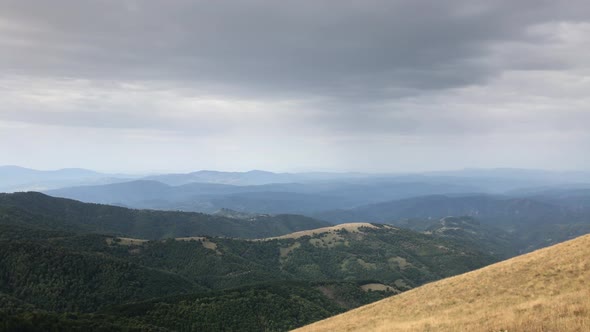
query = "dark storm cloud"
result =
(1, 0, 588, 100)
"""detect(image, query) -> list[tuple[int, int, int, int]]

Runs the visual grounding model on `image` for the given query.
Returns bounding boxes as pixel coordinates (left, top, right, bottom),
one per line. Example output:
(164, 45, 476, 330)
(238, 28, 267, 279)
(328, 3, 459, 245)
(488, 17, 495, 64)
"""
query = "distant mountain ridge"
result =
(0, 166, 133, 192)
(0, 192, 330, 239)
(142, 169, 374, 186)
(3, 165, 590, 189)
(44, 179, 480, 214)
(315, 193, 590, 253)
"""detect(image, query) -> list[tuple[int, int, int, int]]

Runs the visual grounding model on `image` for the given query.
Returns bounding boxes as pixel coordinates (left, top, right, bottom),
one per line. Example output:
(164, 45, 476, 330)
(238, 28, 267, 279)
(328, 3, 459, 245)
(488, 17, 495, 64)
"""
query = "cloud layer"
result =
(1, 0, 589, 172)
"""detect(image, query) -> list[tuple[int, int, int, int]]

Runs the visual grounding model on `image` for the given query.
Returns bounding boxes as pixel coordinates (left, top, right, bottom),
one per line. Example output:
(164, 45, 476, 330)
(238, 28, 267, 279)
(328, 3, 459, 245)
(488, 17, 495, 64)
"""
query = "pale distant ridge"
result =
(295, 233, 590, 332)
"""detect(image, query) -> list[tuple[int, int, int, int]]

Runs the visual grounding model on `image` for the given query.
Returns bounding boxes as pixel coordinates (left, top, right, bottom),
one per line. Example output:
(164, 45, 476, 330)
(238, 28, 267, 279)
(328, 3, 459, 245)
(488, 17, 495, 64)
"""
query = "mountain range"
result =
(0, 192, 498, 331)
(2, 167, 590, 331)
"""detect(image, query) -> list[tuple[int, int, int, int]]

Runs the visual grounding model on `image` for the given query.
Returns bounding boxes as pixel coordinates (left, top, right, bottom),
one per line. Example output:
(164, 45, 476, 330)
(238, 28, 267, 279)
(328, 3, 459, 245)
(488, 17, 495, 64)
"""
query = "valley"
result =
(4, 1, 589, 330)
(1, 169, 590, 331)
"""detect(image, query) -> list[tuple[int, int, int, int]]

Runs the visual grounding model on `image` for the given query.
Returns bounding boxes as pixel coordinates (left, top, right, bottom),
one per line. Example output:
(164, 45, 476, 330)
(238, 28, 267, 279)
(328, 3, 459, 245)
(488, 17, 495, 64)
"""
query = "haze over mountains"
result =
(2, 166, 584, 215)
(3, 0, 590, 330)
(12, 167, 583, 253)
(4, 166, 590, 256)
(4, 166, 590, 193)
(0, 165, 137, 193)
(2, 167, 590, 330)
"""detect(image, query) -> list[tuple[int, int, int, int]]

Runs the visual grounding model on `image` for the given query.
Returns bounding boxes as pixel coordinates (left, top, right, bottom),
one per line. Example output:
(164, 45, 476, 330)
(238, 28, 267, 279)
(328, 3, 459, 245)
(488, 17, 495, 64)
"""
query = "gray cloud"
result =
(0, 0, 589, 171)
(1, 0, 589, 99)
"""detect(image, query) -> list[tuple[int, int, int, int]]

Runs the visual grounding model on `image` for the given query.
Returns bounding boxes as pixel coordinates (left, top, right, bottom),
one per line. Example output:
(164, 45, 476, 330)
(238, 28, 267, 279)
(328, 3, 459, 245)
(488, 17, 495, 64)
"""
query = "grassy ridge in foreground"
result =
(295, 233, 590, 332)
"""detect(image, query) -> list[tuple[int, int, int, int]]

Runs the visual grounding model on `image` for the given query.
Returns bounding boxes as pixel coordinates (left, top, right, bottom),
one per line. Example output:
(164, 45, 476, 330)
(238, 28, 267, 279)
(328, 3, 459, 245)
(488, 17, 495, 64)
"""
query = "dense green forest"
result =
(0, 192, 329, 239)
(0, 193, 498, 331)
(0, 281, 387, 332)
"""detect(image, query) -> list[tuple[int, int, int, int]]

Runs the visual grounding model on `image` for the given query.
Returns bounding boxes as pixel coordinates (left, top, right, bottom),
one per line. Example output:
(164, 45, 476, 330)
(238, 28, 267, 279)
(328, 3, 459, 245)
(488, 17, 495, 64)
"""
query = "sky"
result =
(1, 0, 589, 173)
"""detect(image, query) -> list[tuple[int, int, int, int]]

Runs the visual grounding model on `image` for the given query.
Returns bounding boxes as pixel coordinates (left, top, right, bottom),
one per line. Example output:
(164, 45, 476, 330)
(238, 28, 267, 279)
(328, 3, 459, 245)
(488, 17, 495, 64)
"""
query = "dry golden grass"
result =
(264, 222, 387, 240)
(295, 234, 590, 332)
(360, 283, 397, 293)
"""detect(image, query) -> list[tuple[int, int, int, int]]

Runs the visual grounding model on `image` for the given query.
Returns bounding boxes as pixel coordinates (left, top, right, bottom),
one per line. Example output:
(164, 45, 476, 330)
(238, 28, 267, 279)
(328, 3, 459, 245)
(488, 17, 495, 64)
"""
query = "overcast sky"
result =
(1, 0, 589, 173)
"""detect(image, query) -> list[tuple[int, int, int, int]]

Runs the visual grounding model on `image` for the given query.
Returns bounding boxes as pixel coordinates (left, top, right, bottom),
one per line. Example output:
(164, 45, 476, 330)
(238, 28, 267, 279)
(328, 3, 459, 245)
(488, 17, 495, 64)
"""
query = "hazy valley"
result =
(3, 1, 590, 330)
(2, 168, 590, 331)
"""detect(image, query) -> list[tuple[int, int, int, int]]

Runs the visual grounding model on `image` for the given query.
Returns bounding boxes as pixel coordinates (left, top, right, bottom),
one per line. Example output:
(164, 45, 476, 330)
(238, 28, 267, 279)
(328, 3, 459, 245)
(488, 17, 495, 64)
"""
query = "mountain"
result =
(142, 170, 374, 186)
(144, 169, 295, 186)
(0, 192, 330, 239)
(315, 194, 590, 253)
(0, 210, 497, 331)
(295, 233, 590, 332)
(0, 193, 495, 289)
(45, 178, 480, 214)
(315, 194, 569, 226)
(0, 165, 132, 192)
(6, 166, 590, 196)
(43, 168, 590, 216)
(514, 187, 590, 213)
(419, 216, 518, 259)
(144, 168, 590, 190)
(42, 222, 495, 291)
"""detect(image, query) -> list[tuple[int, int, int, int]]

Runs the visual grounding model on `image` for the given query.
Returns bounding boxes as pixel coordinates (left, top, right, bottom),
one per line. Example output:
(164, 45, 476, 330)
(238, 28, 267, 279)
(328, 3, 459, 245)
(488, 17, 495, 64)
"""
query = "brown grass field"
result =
(295, 234, 590, 332)
(263, 222, 388, 240)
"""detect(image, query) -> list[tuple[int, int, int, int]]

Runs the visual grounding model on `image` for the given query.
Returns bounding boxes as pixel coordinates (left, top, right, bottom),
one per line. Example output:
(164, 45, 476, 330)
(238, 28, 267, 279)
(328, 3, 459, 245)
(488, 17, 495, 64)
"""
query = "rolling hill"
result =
(295, 233, 590, 332)
(315, 194, 572, 226)
(44, 178, 479, 214)
(316, 194, 590, 253)
(0, 192, 329, 239)
(0, 204, 499, 331)
(43, 221, 495, 291)
(0, 234, 200, 313)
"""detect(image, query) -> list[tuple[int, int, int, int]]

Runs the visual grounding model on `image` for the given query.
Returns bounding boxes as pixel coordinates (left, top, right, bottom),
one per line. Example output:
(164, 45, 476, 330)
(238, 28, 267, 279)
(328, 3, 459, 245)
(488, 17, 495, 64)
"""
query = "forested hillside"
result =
(0, 192, 329, 239)
(296, 234, 590, 332)
(0, 197, 498, 331)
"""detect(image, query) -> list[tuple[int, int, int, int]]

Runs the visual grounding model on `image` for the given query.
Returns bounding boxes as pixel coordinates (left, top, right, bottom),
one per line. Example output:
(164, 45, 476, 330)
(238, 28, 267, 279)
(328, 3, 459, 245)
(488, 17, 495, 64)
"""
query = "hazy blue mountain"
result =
(142, 168, 590, 188)
(508, 186, 590, 210)
(426, 168, 590, 182)
(45, 178, 479, 214)
(404, 216, 518, 259)
(315, 194, 564, 225)
(315, 194, 590, 252)
(6, 166, 590, 193)
(142, 170, 374, 186)
(0, 166, 133, 192)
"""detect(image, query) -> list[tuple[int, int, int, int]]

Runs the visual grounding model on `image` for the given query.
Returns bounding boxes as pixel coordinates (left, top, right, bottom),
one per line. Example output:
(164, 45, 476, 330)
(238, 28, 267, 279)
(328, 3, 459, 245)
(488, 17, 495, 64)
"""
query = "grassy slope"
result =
(296, 234, 590, 332)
